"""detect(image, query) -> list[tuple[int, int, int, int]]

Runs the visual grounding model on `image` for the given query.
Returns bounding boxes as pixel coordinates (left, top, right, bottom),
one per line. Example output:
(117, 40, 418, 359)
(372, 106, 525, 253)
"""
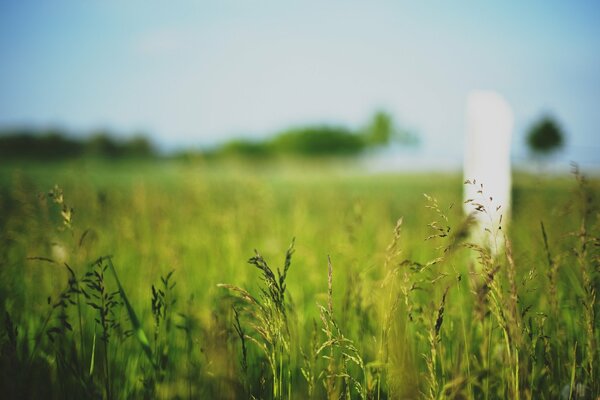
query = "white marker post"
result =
(464, 91, 514, 253)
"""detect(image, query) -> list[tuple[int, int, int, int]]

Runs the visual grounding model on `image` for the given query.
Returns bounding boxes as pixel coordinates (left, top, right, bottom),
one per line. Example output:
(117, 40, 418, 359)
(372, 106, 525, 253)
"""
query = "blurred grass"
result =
(0, 159, 597, 399)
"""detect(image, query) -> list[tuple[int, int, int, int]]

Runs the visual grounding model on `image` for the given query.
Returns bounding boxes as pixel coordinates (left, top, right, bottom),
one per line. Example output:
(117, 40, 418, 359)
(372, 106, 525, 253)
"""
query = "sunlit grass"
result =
(0, 160, 597, 399)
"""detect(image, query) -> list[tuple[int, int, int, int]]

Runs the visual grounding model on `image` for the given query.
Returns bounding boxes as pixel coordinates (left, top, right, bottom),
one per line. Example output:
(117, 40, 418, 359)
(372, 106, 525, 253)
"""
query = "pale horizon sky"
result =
(1, 1, 599, 166)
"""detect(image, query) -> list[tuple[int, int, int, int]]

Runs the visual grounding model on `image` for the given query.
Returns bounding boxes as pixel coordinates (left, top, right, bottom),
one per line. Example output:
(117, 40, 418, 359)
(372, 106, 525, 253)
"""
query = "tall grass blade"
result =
(569, 342, 577, 400)
(89, 331, 96, 376)
(106, 256, 157, 370)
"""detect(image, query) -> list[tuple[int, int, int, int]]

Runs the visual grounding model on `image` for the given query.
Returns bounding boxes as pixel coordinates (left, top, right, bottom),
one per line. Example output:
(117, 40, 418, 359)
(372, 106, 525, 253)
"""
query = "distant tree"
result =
(86, 132, 121, 158)
(0, 127, 158, 160)
(362, 110, 419, 148)
(122, 135, 155, 158)
(0, 128, 83, 159)
(526, 116, 565, 158)
(270, 126, 364, 156)
(206, 111, 418, 159)
(219, 139, 271, 158)
(364, 111, 394, 146)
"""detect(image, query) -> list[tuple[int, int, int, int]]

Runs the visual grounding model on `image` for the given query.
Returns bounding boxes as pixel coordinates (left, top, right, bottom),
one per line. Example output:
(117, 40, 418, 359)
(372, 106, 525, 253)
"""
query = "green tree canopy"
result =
(270, 126, 364, 156)
(362, 110, 419, 147)
(526, 116, 565, 157)
(364, 111, 394, 146)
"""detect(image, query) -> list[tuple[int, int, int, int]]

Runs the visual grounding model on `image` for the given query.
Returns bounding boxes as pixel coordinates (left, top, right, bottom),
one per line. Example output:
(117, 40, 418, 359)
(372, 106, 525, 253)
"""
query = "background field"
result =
(0, 160, 598, 399)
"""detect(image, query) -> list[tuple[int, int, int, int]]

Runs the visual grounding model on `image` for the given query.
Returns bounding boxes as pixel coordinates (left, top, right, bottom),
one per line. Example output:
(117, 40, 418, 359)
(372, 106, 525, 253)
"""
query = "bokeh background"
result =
(1, 1, 599, 170)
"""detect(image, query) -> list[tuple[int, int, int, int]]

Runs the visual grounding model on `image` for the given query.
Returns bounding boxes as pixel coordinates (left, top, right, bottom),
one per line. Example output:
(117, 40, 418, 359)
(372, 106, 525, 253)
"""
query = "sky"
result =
(1, 1, 599, 168)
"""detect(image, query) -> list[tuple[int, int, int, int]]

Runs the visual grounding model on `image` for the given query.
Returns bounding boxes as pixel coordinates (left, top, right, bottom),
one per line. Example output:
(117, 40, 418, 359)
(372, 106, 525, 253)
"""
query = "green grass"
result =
(0, 159, 598, 399)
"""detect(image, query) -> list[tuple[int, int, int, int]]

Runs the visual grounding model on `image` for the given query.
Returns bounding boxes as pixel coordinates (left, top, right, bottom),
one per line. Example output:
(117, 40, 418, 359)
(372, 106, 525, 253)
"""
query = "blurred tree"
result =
(219, 139, 270, 158)
(0, 128, 158, 160)
(0, 128, 83, 159)
(270, 126, 364, 156)
(526, 115, 565, 157)
(122, 135, 155, 158)
(362, 110, 419, 147)
(364, 111, 394, 146)
(86, 132, 121, 158)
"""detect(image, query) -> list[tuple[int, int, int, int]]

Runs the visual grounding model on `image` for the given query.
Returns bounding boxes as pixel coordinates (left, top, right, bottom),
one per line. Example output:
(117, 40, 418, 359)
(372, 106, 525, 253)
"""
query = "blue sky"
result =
(1, 1, 599, 166)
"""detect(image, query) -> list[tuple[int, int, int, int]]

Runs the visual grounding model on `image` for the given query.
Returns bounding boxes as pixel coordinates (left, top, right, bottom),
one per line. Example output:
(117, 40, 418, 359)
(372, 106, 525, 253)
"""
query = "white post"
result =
(463, 91, 514, 252)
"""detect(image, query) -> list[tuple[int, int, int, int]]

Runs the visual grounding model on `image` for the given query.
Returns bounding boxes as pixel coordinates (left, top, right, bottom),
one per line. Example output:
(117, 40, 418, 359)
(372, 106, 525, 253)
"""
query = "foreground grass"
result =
(0, 160, 598, 399)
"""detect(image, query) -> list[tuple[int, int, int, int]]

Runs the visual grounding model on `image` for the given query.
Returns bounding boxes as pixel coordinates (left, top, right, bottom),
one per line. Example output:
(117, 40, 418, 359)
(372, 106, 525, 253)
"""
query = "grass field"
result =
(0, 160, 598, 399)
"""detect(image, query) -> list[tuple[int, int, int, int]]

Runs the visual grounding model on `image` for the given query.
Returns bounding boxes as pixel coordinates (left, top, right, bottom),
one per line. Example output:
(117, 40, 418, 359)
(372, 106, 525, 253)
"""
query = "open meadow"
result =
(0, 160, 598, 399)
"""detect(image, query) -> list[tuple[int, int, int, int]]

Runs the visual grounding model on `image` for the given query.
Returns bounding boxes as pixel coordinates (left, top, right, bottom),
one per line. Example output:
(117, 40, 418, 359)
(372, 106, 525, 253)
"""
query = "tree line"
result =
(0, 112, 562, 161)
(0, 129, 155, 160)
(210, 111, 418, 159)
(0, 112, 417, 161)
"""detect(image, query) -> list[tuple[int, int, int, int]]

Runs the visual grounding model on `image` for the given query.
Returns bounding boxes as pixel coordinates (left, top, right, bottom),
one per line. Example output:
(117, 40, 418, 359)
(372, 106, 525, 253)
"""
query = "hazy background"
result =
(1, 0, 599, 169)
